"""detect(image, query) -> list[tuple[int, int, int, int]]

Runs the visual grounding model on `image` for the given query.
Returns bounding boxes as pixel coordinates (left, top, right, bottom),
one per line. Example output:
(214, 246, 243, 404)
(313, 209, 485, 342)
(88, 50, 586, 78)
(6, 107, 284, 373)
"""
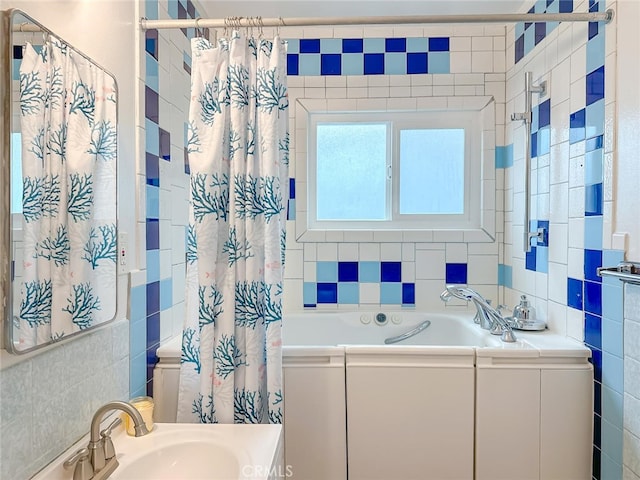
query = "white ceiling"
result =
(199, 0, 531, 19)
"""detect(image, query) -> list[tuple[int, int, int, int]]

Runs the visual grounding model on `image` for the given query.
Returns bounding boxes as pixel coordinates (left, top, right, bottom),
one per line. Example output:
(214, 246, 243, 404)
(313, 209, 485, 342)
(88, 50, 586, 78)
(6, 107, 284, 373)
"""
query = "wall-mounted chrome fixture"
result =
(511, 71, 547, 253)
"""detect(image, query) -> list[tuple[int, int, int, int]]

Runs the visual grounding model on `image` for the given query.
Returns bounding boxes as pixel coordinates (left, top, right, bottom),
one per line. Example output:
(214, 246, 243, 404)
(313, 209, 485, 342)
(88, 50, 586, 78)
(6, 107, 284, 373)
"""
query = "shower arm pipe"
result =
(140, 10, 614, 30)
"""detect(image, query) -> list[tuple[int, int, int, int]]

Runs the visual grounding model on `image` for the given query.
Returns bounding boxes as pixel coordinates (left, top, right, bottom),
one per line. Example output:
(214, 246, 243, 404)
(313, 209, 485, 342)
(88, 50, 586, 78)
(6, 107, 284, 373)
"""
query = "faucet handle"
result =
(101, 417, 122, 460)
(63, 448, 93, 480)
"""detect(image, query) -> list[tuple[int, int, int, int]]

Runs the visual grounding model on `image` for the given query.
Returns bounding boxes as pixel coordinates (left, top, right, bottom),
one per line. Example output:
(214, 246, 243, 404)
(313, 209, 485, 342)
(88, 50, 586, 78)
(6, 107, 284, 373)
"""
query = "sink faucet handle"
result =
(101, 417, 122, 460)
(63, 448, 93, 480)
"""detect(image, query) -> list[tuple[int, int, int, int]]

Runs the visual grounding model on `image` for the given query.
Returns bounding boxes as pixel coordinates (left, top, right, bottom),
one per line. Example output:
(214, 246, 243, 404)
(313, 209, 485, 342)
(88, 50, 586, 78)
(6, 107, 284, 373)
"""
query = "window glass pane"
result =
(399, 129, 465, 215)
(316, 123, 387, 220)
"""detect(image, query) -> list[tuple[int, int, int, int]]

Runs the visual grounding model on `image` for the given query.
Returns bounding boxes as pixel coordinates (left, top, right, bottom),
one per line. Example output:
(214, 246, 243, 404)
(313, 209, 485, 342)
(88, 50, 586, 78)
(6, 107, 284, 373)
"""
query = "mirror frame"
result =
(1, 9, 119, 354)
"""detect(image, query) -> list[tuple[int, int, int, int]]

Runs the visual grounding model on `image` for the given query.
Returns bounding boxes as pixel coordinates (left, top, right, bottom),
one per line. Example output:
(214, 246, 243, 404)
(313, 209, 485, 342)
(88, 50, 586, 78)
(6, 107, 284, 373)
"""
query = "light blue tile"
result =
(359, 261, 380, 283)
(380, 283, 402, 304)
(601, 418, 623, 465)
(285, 39, 299, 54)
(298, 54, 321, 75)
(316, 261, 338, 282)
(524, 28, 535, 56)
(600, 453, 623, 480)
(538, 126, 550, 156)
(384, 53, 407, 75)
(342, 53, 364, 75)
(146, 185, 160, 219)
(536, 246, 548, 274)
(130, 352, 147, 396)
(498, 264, 513, 288)
(427, 51, 450, 74)
(532, 105, 539, 132)
(534, 0, 546, 13)
(363, 38, 385, 53)
(602, 283, 624, 321)
(407, 37, 429, 52)
(145, 119, 159, 156)
(130, 285, 147, 321)
(167, 0, 178, 19)
(130, 317, 146, 358)
(160, 278, 173, 311)
(602, 317, 623, 357)
(602, 385, 624, 430)
(320, 38, 342, 54)
(338, 283, 359, 304)
(546, 0, 559, 13)
(303, 282, 317, 305)
(586, 32, 606, 74)
(145, 0, 158, 19)
(585, 149, 604, 186)
(585, 99, 605, 140)
(495, 144, 514, 169)
(515, 22, 525, 38)
(584, 216, 603, 250)
(146, 249, 160, 283)
(602, 352, 624, 394)
(287, 199, 296, 221)
(603, 249, 625, 267)
(145, 54, 159, 92)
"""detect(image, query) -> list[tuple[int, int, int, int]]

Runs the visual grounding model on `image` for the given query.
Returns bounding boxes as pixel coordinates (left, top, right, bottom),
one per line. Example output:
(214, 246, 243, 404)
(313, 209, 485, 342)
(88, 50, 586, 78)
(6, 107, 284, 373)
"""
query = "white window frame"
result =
(295, 96, 496, 243)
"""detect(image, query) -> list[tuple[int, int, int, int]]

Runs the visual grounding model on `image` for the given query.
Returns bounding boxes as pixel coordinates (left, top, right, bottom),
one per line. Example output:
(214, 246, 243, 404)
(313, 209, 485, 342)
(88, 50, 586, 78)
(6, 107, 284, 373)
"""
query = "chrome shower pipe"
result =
(511, 71, 547, 253)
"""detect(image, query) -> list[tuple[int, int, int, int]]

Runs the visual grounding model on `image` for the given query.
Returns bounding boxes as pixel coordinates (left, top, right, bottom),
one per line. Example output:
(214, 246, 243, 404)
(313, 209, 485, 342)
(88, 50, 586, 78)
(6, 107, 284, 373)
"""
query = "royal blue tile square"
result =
(380, 283, 402, 304)
(186, 0, 196, 18)
(364, 53, 385, 74)
(406, 37, 428, 52)
(526, 247, 537, 271)
(146, 218, 160, 250)
(184, 147, 190, 175)
(446, 263, 468, 284)
(146, 153, 159, 186)
(530, 131, 538, 158)
(287, 54, 299, 75)
(385, 38, 406, 52)
(589, 21, 599, 40)
(584, 280, 602, 316)
(145, 86, 159, 123)
(320, 38, 342, 54)
(428, 37, 449, 51)
(321, 54, 341, 75)
(159, 128, 170, 161)
(537, 220, 550, 246)
(593, 413, 602, 448)
(586, 66, 605, 106)
(341, 53, 364, 75)
(145, 29, 158, 59)
(585, 249, 603, 283)
(585, 313, 602, 349)
(538, 99, 551, 128)
(406, 52, 428, 74)
(585, 183, 603, 216)
(384, 53, 407, 75)
(559, 0, 573, 12)
(303, 282, 317, 306)
(317, 283, 338, 304)
(342, 38, 364, 53)
(317, 261, 338, 282)
(535, 22, 547, 45)
(591, 347, 602, 382)
(146, 312, 160, 352)
(177, 1, 186, 19)
(146, 281, 160, 316)
(515, 35, 525, 64)
(546, 0, 554, 6)
(594, 381, 602, 415)
(338, 283, 359, 304)
(402, 283, 415, 305)
(381, 262, 402, 282)
(289, 178, 296, 199)
(299, 39, 320, 53)
(359, 262, 381, 283)
(567, 277, 583, 310)
(427, 52, 450, 74)
(338, 262, 359, 282)
(570, 109, 586, 144)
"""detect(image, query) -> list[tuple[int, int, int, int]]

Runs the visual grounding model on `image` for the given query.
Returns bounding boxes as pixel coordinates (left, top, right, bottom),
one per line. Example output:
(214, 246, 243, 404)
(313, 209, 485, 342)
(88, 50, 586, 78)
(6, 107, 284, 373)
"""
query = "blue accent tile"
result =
(585, 313, 602, 349)
(299, 54, 320, 75)
(530, 131, 538, 158)
(538, 99, 551, 128)
(146, 312, 160, 352)
(145, 0, 159, 20)
(406, 52, 428, 74)
(538, 126, 550, 156)
(385, 38, 406, 52)
(594, 380, 602, 415)
(428, 37, 449, 52)
(342, 38, 363, 53)
(338, 283, 359, 304)
(130, 352, 147, 398)
(602, 352, 624, 394)
(495, 144, 514, 169)
(287, 199, 296, 221)
(146, 218, 160, 250)
(130, 285, 147, 322)
(338, 262, 359, 282)
(602, 318, 623, 358)
(384, 53, 407, 75)
(303, 282, 317, 306)
(567, 277, 583, 310)
(359, 261, 381, 283)
(145, 86, 159, 123)
(587, 31, 605, 72)
(586, 135, 604, 152)
(537, 220, 550, 246)
(317, 283, 338, 303)
(146, 281, 160, 315)
(289, 178, 296, 199)
(603, 250, 625, 268)
(381, 262, 402, 282)
(588, 21, 599, 41)
(363, 38, 385, 53)
(585, 149, 604, 186)
(569, 108, 586, 144)
(287, 54, 299, 75)
(601, 452, 622, 480)
(602, 385, 624, 429)
(427, 52, 450, 74)
(146, 249, 160, 283)
(146, 185, 159, 219)
(593, 445, 601, 480)
(498, 264, 513, 288)
(526, 247, 537, 271)
(321, 54, 341, 75)
(130, 317, 146, 359)
(585, 249, 603, 283)
(584, 280, 602, 316)
(536, 246, 548, 274)
(159, 128, 170, 161)
(160, 278, 173, 311)
(524, 27, 535, 55)
(145, 119, 160, 156)
(299, 39, 320, 53)
(402, 283, 416, 305)
(317, 261, 338, 282)
(446, 263, 468, 284)
(516, 22, 525, 38)
(591, 347, 602, 382)
(584, 217, 603, 253)
(586, 99, 605, 140)
(145, 53, 159, 92)
(585, 183, 603, 216)
(341, 53, 364, 75)
(586, 66, 605, 106)
(535, 22, 547, 45)
(594, 414, 602, 449)
(380, 283, 402, 304)
(515, 35, 525, 64)
(532, 104, 539, 132)
(285, 39, 299, 54)
(320, 38, 342, 54)
(602, 283, 623, 322)
(559, 0, 573, 13)
(364, 53, 385, 74)
(145, 29, 158, 59)
(406, 37, 428, 52)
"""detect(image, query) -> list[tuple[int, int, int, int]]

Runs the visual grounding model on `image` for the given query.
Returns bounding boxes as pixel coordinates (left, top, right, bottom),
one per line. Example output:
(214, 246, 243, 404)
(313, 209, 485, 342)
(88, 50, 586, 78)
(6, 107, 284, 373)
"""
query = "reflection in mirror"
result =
(4, 10, 118, 353)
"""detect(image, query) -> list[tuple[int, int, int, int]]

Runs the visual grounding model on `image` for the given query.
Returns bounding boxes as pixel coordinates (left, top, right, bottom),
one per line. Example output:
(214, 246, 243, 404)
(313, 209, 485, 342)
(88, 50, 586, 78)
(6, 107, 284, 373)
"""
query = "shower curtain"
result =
(17, 36, 117, 348)
(178, 33, 289, 424)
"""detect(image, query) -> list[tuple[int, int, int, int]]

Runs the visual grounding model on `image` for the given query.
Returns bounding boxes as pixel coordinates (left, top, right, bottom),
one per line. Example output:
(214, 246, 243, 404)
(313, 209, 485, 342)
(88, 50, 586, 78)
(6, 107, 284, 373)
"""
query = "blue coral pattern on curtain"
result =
(17, 37, 117, 349)
(178, 33, 289, 424)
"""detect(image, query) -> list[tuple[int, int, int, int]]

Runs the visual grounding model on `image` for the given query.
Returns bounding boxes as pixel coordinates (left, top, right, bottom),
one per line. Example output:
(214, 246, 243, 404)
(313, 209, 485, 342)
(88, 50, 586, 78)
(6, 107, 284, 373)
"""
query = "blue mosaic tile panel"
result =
(515, 0, 573, 63)
(286, 37, 450, 76)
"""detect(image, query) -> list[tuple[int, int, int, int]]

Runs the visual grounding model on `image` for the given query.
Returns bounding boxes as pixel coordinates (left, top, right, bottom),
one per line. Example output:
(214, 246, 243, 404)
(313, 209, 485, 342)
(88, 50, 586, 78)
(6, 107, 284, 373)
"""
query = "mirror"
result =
(1, 9, 118, 354)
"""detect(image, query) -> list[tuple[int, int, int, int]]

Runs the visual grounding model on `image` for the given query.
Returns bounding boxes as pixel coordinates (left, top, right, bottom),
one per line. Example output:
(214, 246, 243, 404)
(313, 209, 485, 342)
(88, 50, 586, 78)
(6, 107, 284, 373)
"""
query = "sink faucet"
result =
(440, 285, 517, 343)
(64, 400, 150, 480)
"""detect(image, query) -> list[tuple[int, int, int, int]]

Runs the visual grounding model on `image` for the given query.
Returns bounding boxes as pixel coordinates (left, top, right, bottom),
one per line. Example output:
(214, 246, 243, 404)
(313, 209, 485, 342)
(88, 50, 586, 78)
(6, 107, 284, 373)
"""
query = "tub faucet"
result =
(440, 286, 517, 343)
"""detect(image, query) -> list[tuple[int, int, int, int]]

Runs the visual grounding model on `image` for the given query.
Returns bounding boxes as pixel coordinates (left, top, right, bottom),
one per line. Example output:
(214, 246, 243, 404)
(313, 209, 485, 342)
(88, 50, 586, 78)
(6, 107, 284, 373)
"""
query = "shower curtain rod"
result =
(140, 9, 614, 30)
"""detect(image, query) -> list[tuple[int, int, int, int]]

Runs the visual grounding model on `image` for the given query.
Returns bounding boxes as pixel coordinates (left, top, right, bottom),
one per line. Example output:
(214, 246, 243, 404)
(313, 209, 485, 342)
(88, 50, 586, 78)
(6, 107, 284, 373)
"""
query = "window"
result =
(309, 111, 480, 230)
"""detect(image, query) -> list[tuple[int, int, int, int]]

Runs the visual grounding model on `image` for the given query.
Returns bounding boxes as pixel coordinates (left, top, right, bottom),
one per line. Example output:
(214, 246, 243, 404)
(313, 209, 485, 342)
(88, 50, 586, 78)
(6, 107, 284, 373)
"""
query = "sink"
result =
(32, 422, 283, 480)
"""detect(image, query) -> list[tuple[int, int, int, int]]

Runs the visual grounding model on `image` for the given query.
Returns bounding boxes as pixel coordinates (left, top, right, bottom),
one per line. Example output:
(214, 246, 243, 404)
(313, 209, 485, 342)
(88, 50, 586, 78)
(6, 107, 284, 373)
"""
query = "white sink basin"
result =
(32, 422, 283, 480)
